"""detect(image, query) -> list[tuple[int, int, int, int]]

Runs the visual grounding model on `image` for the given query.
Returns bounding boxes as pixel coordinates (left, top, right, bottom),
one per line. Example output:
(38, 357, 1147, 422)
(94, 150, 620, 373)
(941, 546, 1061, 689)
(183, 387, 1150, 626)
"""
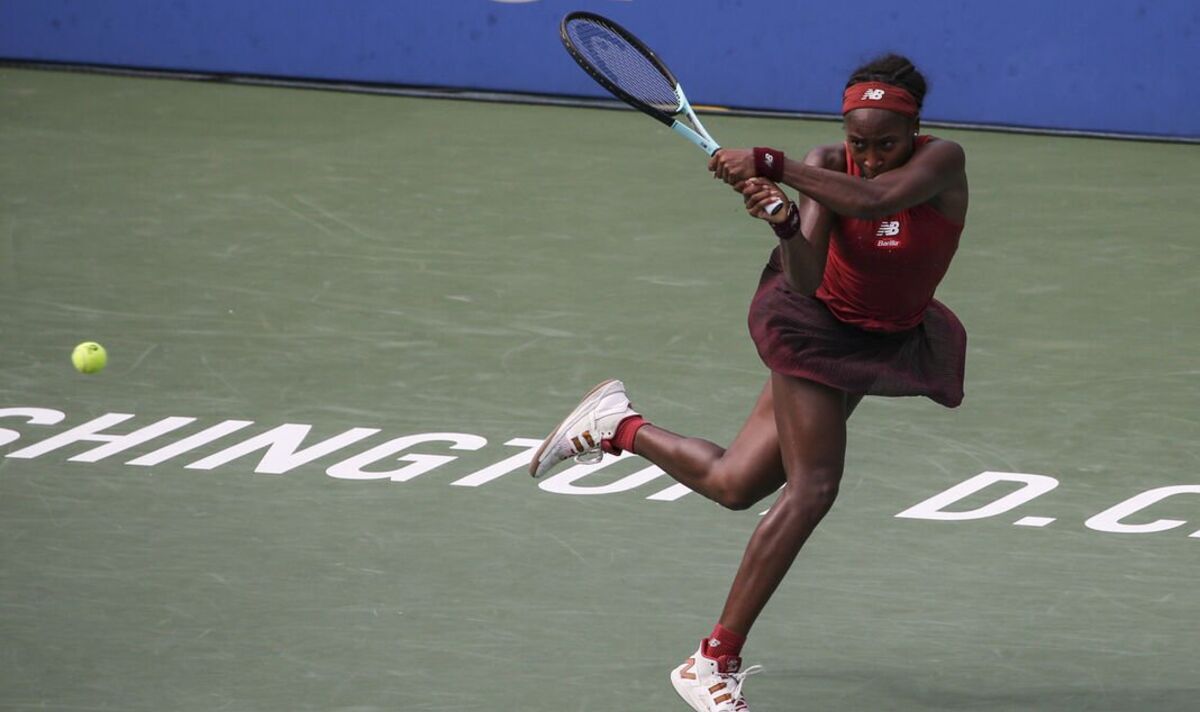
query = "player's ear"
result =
(912, 118, 921, 136)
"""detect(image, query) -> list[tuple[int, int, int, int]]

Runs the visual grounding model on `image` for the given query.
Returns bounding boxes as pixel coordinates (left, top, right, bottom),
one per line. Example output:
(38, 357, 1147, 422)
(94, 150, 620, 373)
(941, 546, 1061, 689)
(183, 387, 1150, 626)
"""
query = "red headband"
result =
(842, 82, 919, 118)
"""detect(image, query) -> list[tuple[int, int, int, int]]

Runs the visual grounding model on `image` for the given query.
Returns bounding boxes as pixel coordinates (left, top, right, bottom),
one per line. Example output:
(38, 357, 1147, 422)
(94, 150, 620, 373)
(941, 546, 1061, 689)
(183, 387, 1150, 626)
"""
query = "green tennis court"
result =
(2, 67, 1197, 711)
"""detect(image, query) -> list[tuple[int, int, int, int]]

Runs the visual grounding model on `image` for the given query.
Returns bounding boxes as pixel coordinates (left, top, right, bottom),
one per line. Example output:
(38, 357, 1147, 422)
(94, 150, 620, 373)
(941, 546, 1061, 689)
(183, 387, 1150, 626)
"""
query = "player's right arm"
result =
(738, 145, 841, 295)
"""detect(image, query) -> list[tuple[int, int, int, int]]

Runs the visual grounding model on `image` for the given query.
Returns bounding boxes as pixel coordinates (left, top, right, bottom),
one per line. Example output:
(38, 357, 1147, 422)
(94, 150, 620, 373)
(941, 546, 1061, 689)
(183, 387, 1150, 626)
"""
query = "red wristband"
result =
(771, 203, 800, 241)
(753, 147, 785, 181)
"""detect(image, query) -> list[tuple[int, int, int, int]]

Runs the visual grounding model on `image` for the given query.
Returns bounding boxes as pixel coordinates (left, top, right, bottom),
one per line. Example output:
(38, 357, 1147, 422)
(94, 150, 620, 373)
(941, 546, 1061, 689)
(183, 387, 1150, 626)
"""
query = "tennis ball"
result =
(72, 341, 107, 374)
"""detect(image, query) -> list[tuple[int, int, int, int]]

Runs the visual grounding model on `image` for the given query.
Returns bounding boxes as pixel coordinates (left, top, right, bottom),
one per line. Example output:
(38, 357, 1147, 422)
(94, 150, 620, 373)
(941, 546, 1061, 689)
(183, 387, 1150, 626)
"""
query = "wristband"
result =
(753, 147, 785, 181)
(771, 202, 801, 241)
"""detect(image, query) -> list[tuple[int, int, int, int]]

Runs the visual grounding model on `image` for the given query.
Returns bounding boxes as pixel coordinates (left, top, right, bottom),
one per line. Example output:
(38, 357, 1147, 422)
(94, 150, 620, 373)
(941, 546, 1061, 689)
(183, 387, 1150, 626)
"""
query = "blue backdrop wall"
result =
(2, 0, 1197, 138)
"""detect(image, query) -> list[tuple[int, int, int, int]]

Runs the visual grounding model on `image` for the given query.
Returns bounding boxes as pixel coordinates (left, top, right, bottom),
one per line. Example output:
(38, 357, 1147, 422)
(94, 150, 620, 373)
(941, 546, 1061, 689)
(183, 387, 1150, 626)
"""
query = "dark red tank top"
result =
(815, 135, 963, 332)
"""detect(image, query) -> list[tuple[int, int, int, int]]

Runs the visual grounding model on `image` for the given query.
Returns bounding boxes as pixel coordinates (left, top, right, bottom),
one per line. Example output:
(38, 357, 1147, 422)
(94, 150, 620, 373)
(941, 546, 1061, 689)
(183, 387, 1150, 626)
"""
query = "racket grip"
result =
(765, 199, 784, 216)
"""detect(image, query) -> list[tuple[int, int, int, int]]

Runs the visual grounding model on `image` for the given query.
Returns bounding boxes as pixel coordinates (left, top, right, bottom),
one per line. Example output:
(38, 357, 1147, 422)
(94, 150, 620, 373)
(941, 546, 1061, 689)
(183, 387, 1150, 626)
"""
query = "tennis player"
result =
(530, 54, 968, 712)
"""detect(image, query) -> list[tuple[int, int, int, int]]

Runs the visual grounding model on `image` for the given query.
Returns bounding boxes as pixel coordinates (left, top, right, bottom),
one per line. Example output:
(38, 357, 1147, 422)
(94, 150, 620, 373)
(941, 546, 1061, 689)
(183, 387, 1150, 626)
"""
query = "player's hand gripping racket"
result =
(560, 11, 783, 216)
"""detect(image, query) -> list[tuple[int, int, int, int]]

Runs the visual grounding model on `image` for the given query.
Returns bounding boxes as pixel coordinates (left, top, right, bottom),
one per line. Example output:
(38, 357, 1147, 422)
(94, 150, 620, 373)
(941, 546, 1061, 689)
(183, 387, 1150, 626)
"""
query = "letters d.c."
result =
(897, 471, 1199, 538)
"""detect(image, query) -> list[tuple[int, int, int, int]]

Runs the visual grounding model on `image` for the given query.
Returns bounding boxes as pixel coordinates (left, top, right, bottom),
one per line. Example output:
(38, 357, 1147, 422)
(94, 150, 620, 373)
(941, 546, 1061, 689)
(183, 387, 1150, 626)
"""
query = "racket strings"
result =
(564, 19, 680, 115)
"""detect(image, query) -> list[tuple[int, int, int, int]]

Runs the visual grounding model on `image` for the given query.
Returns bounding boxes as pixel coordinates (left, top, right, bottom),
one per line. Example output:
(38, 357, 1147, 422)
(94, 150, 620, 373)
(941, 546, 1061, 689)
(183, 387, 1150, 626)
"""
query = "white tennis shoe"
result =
(528, 379, 639, 479)
(670, 641, 763, 712)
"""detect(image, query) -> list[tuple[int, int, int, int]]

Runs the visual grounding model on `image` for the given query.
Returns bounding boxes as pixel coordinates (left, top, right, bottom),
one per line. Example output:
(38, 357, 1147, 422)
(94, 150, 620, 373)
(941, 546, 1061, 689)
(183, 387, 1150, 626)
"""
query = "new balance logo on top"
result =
(862, 88, 886, 100)
(875, 220, 901, 247)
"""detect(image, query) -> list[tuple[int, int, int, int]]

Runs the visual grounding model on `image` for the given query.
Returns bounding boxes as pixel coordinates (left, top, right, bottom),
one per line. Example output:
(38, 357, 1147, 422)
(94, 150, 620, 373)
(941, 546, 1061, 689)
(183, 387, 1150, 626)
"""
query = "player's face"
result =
(843, 109, 917, 179)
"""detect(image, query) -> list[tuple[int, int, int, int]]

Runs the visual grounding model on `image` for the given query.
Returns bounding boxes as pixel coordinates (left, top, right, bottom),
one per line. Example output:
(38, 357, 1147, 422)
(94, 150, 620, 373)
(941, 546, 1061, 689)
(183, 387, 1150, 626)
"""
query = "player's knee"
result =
(786, 466, 843, 510)
(708, 466, 767, 511)
(716, 487, 761, 511)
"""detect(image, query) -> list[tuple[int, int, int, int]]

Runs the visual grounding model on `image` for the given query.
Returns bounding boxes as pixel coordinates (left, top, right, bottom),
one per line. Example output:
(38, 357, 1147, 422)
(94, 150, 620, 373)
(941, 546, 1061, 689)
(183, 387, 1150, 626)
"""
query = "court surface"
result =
(1, 68, 1198, 711)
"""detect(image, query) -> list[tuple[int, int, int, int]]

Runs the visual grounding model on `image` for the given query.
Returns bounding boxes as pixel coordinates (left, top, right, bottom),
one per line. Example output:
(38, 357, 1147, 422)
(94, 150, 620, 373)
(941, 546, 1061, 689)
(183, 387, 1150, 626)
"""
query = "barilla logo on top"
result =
(861, 88, 887, 100)
(876, 220, 901, 247)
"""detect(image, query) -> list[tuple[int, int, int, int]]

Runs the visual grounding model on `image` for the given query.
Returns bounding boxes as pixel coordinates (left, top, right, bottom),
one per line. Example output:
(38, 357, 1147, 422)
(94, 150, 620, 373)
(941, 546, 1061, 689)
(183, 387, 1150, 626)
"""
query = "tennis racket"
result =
(560, 11, 783, 216)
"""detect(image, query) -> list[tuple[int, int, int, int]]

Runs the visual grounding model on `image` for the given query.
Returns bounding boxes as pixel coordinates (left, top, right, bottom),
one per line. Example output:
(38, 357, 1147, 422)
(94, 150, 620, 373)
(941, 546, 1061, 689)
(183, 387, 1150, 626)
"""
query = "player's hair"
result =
(846, 54, 927, 111)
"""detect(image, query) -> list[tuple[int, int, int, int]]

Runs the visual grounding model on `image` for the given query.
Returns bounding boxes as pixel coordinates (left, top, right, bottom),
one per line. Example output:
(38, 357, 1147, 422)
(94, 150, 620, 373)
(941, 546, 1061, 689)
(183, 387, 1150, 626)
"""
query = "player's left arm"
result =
(712, 141, 966, 220)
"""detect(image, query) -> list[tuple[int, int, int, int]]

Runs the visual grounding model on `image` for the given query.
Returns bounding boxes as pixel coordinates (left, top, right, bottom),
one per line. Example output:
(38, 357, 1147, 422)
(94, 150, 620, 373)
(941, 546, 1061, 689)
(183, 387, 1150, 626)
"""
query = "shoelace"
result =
(712, 666, 763, 710)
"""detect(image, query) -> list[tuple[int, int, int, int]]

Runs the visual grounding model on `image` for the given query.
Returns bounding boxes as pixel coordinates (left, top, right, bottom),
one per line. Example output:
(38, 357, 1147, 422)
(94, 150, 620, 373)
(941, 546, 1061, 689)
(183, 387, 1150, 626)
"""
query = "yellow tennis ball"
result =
(72, 341, 107, 374)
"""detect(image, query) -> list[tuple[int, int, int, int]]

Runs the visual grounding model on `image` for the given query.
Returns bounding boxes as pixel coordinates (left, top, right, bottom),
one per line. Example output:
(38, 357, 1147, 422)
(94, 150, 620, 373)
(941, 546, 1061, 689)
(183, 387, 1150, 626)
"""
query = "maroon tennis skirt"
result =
(748, 251, 966, 408)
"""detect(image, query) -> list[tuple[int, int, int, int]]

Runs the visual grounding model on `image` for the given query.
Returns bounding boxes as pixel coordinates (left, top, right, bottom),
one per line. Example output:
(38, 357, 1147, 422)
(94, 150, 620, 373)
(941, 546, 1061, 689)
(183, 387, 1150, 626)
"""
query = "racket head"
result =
(560, 11, 683, 126)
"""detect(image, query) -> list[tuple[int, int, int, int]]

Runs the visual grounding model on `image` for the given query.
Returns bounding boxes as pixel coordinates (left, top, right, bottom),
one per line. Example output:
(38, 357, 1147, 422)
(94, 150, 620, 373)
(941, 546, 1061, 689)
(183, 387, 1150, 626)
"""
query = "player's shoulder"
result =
(917, 135, 967, 164)
(804, 144, 846, 171)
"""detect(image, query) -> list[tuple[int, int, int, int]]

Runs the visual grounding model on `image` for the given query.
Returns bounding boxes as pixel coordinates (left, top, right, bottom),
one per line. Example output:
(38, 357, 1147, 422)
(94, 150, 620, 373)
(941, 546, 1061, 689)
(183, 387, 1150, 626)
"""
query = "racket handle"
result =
(765, 199, 784, 216)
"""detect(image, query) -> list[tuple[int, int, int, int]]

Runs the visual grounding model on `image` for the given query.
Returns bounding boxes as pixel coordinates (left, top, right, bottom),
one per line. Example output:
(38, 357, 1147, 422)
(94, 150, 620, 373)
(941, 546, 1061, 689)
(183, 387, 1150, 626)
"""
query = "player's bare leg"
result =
(528, 374, 861, 709)
(650, 375, 858, 711)
(633, 379, 786, 510)
(634, 378, 862, 511)
(715, 373, 851, 634)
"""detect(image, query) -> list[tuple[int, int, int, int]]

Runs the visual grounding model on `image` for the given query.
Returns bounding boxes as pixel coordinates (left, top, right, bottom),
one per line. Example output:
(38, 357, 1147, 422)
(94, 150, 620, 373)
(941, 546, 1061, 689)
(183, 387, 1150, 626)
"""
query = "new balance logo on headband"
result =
(843, 82, 919, 118)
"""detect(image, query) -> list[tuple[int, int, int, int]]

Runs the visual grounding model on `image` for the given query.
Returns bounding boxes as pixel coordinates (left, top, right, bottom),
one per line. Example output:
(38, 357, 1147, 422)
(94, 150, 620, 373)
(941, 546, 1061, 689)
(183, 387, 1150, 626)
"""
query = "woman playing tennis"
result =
(530, 54, 969, 712)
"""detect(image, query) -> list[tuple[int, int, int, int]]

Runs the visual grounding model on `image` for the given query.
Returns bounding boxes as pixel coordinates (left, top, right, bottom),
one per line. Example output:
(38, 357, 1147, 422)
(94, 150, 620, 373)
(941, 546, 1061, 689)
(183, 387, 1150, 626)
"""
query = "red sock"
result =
(704, 624, 746, 662)
(604, 415, 647, 454)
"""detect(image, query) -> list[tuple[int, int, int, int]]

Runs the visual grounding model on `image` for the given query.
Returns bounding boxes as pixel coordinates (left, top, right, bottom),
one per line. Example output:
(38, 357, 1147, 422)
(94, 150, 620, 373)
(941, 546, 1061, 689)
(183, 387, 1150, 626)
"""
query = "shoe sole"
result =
(528, 379, 618, 478)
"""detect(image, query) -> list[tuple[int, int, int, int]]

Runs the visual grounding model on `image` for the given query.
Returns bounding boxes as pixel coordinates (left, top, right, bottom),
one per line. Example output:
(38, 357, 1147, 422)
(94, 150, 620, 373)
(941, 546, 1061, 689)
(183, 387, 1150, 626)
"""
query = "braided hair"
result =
(846, 54, 928, 112)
